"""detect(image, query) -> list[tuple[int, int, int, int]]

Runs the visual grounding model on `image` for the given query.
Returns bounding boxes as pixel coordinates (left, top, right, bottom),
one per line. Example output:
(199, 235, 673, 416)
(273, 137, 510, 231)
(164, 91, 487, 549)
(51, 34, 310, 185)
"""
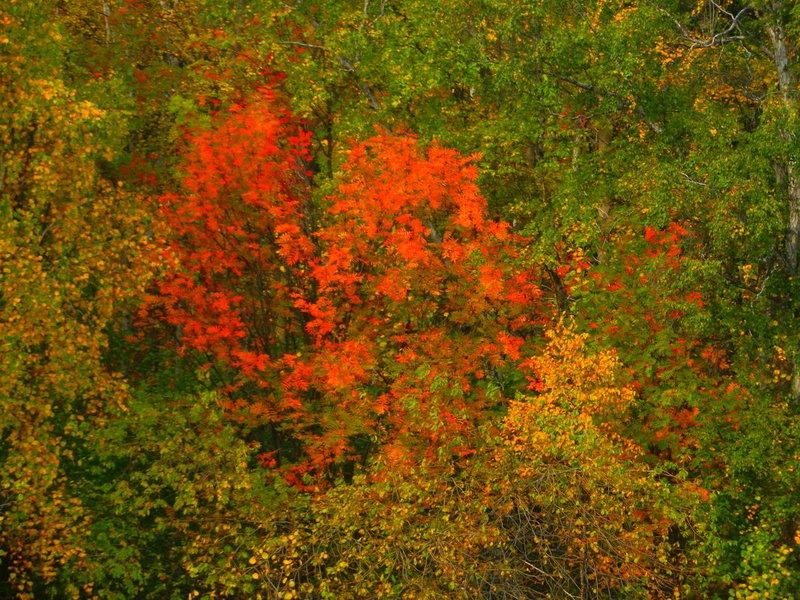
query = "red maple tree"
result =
(146, 91, 546, 483)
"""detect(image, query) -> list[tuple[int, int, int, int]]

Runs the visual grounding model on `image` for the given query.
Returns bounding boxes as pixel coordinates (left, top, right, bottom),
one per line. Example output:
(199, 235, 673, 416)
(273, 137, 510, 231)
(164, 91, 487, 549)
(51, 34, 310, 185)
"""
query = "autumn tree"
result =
(488, 324, 693, 599)
(234, 325, 689, 599)
(146, 88, 547, 482)
(57, 0, 282, 175)
(0, 2, 151, 595)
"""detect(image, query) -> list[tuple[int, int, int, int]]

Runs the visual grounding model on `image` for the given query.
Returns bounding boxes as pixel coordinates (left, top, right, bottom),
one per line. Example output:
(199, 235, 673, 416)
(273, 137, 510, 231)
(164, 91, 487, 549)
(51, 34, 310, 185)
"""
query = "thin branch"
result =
(540, 70, 664, 133)
(680, 172, 708, 186)
(337, 56, 382, 110)
(275, 41, 381, 110)
(276, 40, 327, 51)
(654, 2, 752, 50)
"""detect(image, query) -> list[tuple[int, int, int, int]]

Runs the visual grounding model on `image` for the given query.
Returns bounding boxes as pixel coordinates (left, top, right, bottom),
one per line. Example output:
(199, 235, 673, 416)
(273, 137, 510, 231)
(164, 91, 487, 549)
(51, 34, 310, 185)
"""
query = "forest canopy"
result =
(2, 1, 800, 598)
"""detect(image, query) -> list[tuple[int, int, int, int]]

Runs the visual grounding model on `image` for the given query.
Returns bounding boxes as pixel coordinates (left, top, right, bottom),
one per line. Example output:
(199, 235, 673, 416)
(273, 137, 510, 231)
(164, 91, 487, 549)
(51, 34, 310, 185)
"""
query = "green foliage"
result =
(79, 390, 293, 599)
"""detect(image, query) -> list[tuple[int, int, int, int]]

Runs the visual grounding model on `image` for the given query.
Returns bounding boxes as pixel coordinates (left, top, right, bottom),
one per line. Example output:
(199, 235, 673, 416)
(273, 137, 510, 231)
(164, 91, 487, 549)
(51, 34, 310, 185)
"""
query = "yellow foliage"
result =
(0, 4, 153, 593)
(497, 324, 685, 598)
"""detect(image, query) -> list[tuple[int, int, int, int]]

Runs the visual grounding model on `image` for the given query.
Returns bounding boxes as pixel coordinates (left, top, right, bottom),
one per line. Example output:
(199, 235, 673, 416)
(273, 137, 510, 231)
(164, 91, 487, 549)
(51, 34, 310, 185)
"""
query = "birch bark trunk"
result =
(767, 9, 800, 402)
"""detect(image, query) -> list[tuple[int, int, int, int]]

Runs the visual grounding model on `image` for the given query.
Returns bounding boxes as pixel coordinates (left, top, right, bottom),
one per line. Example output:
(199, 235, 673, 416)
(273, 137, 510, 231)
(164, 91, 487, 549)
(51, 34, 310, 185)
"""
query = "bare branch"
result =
(680, 172, 708, 186)
(654, 2, 752, 50)
(541, 70, 664, 133)
(276, 40, 327, 51)
(337, 56, 382, 110)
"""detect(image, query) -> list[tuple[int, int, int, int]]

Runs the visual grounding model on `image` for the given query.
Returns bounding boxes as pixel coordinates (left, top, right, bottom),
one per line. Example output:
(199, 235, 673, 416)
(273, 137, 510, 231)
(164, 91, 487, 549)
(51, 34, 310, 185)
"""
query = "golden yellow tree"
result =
(494, 324, 692, 598)
(0, 3, 152, 595)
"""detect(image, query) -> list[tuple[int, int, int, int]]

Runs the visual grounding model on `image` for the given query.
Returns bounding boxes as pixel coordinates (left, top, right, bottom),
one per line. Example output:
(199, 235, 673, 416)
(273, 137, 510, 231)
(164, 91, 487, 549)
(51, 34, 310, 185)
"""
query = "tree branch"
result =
(654, 2, 752, 50)
(540, 70, 663, 134)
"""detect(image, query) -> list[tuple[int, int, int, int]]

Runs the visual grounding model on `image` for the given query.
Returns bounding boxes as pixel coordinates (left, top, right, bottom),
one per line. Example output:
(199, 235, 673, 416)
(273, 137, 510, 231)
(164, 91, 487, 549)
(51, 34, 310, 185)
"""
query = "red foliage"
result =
(146, 86, 313, 391)
(146, 97, 545, 482)
(551, 220, 739, 464)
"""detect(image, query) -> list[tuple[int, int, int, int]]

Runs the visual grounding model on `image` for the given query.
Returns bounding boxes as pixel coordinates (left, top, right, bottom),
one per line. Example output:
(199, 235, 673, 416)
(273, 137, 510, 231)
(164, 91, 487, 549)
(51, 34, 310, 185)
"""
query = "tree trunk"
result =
(767, 14, 800, 403)
(767, 21, 800, 275)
